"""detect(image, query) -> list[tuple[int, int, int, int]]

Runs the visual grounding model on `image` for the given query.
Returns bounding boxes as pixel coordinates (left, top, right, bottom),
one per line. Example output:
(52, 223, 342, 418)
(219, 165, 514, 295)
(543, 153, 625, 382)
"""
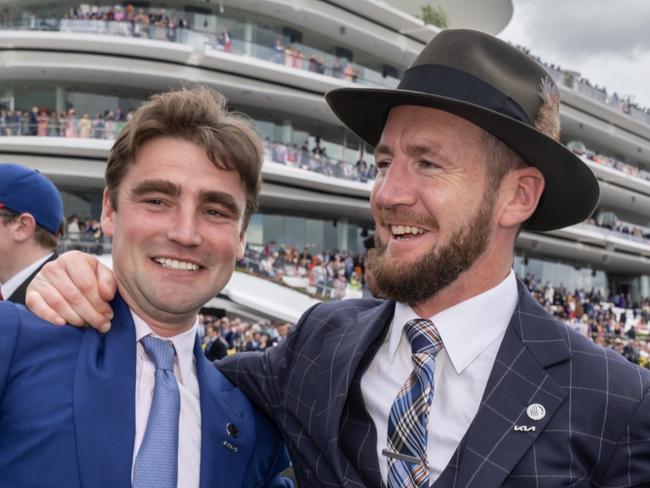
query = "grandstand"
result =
(0, 1, 649, 364)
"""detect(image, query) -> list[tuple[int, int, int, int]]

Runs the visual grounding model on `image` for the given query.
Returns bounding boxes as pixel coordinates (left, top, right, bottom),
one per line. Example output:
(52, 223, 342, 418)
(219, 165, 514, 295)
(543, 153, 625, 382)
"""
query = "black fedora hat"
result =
(325, 29, 599, 231)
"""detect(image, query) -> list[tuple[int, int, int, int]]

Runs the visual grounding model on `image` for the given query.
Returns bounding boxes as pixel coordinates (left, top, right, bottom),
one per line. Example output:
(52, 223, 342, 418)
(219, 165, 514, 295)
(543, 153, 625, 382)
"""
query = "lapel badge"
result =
(223, 440, 239, 454)
(226, 422, 240, 438)
(526, 403, 546, 421)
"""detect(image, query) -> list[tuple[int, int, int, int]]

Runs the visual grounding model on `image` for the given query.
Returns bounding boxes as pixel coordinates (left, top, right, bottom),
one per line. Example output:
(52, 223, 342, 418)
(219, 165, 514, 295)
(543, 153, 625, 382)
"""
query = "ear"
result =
(13, 213, 37, 243)
(236, 229, 247, 261)
(497, 166, 545, 228)
(100, 189, 117, 237)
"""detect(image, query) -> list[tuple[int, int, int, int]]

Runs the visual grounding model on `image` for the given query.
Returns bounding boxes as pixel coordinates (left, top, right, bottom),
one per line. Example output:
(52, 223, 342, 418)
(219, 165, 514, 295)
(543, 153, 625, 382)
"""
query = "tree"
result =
(419, 4, 448, 28)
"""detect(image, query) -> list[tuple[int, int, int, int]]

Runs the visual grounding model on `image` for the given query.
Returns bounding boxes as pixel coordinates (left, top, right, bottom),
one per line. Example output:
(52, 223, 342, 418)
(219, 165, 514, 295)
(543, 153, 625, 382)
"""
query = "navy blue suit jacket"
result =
(220, 282, 650, 487)
(0, 295, 290, 488)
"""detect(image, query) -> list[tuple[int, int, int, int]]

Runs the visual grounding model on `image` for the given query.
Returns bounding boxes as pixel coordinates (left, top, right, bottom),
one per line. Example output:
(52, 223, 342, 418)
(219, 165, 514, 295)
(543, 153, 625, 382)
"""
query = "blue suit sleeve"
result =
(241, 402, 293, 488)
(0, 303, 21, 401)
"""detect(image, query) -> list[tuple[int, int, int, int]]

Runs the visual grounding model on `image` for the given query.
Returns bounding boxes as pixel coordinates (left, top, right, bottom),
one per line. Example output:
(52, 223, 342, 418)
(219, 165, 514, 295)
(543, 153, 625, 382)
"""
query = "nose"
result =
(372, 159, 417, 209)
(166, 205, 202, 247)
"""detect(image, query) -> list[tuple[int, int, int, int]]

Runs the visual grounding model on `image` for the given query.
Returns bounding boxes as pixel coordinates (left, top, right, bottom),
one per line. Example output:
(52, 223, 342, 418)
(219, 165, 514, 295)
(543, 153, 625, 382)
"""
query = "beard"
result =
(371, 193, 494, 304)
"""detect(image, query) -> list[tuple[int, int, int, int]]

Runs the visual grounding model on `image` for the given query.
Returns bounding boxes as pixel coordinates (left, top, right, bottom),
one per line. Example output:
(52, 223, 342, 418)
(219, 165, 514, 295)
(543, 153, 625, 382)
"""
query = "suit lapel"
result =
(454, 283, 570, 488)
(73, 293, 136, 487)
(309, 300, 395, 481)
(195, 338, 253, 488)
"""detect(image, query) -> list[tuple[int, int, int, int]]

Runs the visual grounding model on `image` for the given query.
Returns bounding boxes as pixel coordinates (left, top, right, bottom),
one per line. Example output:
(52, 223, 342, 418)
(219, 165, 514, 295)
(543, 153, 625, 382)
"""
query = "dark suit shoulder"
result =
(562, 323, 650, 399)
(296, 298, 387, 335)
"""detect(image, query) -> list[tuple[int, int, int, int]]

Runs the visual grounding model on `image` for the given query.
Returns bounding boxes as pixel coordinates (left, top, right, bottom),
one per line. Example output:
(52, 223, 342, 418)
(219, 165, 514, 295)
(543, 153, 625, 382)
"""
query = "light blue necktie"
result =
(386, 319, 443, 488)
(133, 335, 180, 488)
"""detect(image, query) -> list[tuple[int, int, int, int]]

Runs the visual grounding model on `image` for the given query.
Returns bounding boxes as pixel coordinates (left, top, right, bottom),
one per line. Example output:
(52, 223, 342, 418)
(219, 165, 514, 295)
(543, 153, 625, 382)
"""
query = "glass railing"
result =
(0, 116, 376, 183)
(577, 222, 650, 247)
(57, 237, 112, 255)
(263, 141, 376, 183)
(4, 17, 400, 89)
(578, 150, 650, 184)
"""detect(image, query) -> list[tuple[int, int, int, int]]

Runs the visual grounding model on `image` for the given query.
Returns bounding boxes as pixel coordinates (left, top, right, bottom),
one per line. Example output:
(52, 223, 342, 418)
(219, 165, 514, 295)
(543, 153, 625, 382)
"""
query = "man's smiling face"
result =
(101, 136, 247, 334)
(370, 105, 497, 304)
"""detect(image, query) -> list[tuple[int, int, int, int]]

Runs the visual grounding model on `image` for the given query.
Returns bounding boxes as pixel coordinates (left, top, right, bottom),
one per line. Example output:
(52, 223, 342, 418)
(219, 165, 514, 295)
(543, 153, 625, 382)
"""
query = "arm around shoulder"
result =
(216, 303, 322, 412)
(597, 380, 650, 487)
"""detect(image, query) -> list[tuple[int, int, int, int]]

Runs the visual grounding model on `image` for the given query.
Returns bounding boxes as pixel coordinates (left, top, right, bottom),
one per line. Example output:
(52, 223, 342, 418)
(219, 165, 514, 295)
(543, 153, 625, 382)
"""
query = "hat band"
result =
(398, 64, 532, 126)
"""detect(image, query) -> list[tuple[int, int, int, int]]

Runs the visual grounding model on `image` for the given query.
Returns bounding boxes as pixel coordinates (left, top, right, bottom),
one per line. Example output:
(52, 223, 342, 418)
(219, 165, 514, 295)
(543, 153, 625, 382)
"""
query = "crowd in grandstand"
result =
(0, 106, 133, 139)
(264, 139, 376, 182)
(515, 45, 650, 125)
(27, 5, 365, 84)
(239, 241, 368, 300)
(203, 253, 650, 370)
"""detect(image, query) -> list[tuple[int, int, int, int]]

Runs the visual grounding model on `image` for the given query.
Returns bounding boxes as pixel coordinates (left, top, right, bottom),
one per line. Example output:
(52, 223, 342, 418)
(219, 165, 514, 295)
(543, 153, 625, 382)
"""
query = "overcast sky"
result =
(498, 0, 650, 108)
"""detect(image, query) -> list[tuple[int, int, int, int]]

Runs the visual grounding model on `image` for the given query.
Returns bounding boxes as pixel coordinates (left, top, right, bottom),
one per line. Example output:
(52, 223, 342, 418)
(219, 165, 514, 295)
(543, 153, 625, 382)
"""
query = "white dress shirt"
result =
(361, 270, 518, 483)
(0, 253, 53, 299)
(132, 311, 201, 488)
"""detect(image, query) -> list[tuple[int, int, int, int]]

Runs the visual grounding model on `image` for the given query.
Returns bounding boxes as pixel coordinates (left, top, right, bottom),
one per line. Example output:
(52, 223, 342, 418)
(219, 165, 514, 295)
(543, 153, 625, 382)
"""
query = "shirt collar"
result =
(132, 310, 199, 385)
(388, 270, 518, 374)
(1, 253, 54, 299)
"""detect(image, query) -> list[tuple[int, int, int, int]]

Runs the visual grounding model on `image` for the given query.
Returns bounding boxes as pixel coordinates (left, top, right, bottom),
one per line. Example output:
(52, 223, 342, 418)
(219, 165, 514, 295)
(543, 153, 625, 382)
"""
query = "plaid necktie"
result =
(386, 319, 443, 488)
(133, 336, 180, 488)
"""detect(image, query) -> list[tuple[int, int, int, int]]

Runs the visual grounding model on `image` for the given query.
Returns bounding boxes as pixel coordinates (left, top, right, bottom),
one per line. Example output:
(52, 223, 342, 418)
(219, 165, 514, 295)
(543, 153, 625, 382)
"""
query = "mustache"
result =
(376, 208, 438, 229)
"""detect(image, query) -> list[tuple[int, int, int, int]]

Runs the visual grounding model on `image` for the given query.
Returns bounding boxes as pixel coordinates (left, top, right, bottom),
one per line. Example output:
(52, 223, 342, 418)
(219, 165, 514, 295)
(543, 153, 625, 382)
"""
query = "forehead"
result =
(123, 137, 244, 193)
(379, 105, 485, 148)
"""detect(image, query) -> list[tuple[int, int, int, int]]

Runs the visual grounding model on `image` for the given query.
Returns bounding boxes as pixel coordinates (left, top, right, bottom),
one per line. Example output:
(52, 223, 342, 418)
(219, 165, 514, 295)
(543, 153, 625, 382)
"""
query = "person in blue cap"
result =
(0, 163, 64, 304)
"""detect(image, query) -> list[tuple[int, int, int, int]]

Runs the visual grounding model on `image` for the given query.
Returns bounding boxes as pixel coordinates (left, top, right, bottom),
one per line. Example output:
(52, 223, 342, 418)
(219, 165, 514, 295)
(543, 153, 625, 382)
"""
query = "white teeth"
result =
(390, 225, 425, 236)
(154, 257, 199, 271)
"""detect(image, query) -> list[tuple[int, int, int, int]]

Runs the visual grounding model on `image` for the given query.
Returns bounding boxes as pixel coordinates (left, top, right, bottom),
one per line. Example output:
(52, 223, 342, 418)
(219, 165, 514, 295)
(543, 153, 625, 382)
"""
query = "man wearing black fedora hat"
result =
(26, 29, 650, 487)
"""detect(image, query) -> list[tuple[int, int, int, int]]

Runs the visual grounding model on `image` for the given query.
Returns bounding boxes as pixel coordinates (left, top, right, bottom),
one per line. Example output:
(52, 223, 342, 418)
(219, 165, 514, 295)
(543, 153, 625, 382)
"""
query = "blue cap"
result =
(0, 163, 64, 235)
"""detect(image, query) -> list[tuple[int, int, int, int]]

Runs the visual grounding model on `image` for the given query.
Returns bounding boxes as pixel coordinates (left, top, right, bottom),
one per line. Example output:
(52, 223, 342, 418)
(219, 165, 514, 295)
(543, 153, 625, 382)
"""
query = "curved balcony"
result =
(4, 12, 400, 89)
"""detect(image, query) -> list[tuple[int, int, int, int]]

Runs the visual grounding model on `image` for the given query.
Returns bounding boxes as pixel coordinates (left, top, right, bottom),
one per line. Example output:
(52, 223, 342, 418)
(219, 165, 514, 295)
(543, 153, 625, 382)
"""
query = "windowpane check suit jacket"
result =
(0, 295, 291, 488)
(220, 281, 650, 487)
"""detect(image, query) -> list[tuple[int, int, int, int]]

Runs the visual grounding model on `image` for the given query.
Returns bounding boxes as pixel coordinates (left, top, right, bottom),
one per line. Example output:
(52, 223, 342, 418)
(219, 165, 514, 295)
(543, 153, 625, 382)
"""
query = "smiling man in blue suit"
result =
(0, 88, 289, 487)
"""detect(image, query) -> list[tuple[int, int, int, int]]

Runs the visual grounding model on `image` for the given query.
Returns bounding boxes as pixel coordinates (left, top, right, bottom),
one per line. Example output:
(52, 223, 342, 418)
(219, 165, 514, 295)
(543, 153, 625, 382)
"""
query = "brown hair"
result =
(1, 211, 58, 250)
(481, 130, 526, 191)
(106, 86, 261, 228)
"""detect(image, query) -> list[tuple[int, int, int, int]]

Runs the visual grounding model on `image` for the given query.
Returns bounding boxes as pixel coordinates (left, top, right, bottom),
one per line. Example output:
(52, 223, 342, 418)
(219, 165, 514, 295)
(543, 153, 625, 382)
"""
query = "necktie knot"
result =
(404, 318, 443, 356)
(141, 335, 175, 371)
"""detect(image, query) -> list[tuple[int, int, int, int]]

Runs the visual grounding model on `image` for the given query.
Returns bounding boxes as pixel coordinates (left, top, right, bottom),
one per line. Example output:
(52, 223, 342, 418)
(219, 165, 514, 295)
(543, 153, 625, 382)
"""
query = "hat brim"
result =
(326, 87, 600, 231)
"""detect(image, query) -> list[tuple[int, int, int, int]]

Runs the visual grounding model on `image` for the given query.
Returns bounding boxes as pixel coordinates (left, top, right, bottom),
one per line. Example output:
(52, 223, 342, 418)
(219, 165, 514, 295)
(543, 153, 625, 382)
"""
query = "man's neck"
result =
(115, 284, 197, 339)
(0, 246, 52, 283)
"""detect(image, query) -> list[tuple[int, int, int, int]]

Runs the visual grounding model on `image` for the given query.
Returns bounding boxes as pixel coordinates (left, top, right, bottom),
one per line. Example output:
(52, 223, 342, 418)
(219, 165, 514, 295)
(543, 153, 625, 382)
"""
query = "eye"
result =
(145, 198, 165, 206)
(417, 159, 439, 169)
(206, 208, 225, 218)
(376, 159, 391, 175)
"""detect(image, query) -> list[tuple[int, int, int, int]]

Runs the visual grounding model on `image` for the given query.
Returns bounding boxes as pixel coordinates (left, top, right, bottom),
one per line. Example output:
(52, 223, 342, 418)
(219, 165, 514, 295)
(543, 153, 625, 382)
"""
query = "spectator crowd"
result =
(515, 44, 650, 126)
(0, 106, 134, 139)
(205, 247, 650, 372)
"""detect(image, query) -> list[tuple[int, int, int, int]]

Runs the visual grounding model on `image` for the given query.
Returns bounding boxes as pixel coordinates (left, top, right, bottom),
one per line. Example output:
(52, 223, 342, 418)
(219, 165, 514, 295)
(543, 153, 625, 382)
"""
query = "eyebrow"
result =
(198, 190, 242, 218)
(130, 179, 181, 198)
(374, 143, 446, 160)
(130, 179, 242, 218)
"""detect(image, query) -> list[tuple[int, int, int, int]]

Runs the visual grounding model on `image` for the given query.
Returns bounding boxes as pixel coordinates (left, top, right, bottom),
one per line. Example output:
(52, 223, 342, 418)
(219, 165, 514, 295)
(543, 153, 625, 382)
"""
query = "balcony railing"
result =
(5, 17, 400, 89)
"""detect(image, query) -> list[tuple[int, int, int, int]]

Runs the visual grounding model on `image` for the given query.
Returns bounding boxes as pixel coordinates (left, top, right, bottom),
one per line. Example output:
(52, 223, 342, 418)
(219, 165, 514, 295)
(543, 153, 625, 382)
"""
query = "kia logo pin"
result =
(514, 403, 546, 433)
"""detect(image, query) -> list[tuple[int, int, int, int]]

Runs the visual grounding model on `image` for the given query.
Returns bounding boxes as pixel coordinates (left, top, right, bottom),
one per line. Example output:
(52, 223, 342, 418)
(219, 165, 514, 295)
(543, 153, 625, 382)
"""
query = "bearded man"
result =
(27, 30, 650, 487)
